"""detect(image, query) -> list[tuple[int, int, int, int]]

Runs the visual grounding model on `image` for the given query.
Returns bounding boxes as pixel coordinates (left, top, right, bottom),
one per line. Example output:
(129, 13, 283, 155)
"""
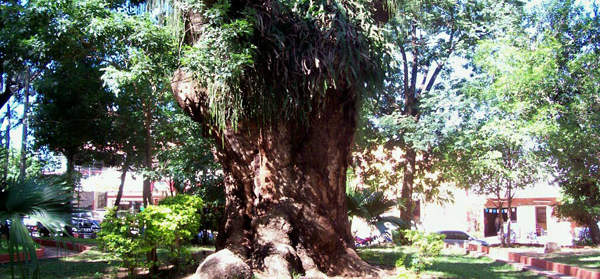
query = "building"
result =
(418, 181, 576, 245)
(76, 167, 172, 220)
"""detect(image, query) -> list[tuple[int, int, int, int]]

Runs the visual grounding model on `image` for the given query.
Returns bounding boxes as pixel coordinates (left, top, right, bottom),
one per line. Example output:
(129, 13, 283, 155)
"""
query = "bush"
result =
(158, 195, 204, 243)
(395, 230, 445, 273)
(392, 224, 410, 246)
(156, 195, 203, 266)
(99, 208, 149, 277)
(99, 195, 204, 276)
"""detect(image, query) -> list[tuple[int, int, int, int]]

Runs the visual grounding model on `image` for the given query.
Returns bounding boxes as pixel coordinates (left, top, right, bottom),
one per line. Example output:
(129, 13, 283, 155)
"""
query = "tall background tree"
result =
(530, 0, 600, 244)
(364, 0, 519, 225)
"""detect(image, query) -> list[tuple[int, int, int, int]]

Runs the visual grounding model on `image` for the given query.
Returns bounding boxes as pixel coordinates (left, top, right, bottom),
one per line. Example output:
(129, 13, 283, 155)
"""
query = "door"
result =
(535, 206, 547, 236)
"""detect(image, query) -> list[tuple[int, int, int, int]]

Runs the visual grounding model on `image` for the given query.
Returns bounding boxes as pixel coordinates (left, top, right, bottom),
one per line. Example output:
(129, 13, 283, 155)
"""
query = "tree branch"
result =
(400, 45, 409, 98)
(0, 75, 13, 110)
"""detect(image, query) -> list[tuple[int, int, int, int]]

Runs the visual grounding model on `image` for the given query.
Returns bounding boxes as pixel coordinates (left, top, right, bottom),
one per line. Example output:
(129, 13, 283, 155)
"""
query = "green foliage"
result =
(396, 230, 445, 273)
(347, 188, 396, 222)
(100, 195, 204, 274)
(459, 0, 600, 238)
(153, 111, 222, 198)
(354, 0, 517, 213)
(391, 223, 411, 246)
(180, 0, 386, 130)
(32, 60, 114, 165)
(98, 209, 146, 276)
(157, 194, 204, 243)
(528, 1, 600, 236)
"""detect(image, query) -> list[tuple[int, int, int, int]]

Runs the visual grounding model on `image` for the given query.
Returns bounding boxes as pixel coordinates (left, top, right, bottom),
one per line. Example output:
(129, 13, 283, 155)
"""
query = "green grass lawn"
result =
(0, 244, 215, 279)
(0, 246, 120, 279)
(358, 247, 547, 279)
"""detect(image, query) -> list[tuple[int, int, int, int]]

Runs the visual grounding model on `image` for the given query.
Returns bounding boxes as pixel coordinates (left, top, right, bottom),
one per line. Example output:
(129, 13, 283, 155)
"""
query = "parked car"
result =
(437, 230, 489, 247)
(71, 217, 101, 238)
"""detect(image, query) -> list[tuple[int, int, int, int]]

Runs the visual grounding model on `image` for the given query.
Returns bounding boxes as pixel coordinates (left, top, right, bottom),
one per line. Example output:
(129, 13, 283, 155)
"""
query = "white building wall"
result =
(516, 205, 537, 240)
(547, 209, 574, 246)
(417, 179, 576, 245)
(419, 186, 485, 234)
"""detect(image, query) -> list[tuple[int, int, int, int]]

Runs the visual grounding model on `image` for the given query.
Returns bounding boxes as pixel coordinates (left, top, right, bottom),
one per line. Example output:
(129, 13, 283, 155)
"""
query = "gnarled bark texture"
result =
(172, 70, 375, 278)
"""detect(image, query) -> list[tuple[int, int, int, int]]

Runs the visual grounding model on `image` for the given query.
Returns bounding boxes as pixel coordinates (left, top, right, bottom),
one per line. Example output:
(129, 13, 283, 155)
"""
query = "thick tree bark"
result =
(172, 71, 376, 277)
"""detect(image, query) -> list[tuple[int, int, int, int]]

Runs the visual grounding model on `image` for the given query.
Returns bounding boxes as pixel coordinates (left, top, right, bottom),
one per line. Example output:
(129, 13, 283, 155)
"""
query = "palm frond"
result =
(347, 188, 397, 226)
(0, 178, 72, 279)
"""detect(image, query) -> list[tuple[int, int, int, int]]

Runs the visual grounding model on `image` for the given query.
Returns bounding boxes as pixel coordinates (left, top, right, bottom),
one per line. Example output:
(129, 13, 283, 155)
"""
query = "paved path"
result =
(39, 245, 80, 259)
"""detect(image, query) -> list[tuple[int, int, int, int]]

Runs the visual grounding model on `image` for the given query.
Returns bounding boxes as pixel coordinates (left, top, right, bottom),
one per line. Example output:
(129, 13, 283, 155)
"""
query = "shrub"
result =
(99, 208, 149, 277)
(158, 195, 204, 243)
(392, 223, 411, 246)
(99, 195, 204, 275)
(156, 195, 204, 266)
(395, 230, 445, 273)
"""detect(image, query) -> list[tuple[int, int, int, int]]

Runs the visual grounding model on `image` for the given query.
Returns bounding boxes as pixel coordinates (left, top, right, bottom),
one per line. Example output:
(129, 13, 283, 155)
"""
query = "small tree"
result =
(453, 119, 541, 246)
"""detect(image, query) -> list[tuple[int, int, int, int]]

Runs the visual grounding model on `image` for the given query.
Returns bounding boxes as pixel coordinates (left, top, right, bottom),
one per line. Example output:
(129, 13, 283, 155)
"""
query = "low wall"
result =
(508, 252, 600, 279)
(33, 238, 90, 253)
(466, 244, 600, 279)
(0, 247, 45, 264)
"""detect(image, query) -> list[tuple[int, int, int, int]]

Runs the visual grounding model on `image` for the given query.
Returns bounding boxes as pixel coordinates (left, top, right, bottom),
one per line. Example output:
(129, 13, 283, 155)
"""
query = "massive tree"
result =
(170, 1, 387, 276)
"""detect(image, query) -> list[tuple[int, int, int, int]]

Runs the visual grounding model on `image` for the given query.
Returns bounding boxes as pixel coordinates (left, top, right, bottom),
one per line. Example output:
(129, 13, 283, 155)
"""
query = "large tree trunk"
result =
(172, 71, 376, 277)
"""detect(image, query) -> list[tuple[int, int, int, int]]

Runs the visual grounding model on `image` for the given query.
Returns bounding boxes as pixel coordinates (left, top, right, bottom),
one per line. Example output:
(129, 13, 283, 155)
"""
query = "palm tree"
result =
(346, 188, 403, 236)
(0, 178, 72, 279)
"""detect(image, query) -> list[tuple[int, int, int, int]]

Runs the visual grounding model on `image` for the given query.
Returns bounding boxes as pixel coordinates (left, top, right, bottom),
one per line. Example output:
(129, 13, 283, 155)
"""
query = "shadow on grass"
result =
(0, 247, 120, 279)
(358, 247, 546, 279)
(358, 247, 407, 267)
(427, 256, 546, 279)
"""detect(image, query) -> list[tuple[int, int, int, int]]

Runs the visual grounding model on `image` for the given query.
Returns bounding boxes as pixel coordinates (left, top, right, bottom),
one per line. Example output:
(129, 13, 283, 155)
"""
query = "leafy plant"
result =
(99, 195, 204, 276)
(395, 230, 445, 273)
(156, 195, 203, 266)
(98, 208, 147, 278)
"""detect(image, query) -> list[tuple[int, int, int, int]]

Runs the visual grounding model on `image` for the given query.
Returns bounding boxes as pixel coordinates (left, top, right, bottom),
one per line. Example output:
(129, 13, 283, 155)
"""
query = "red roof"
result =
(485, 197, 558, 208)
